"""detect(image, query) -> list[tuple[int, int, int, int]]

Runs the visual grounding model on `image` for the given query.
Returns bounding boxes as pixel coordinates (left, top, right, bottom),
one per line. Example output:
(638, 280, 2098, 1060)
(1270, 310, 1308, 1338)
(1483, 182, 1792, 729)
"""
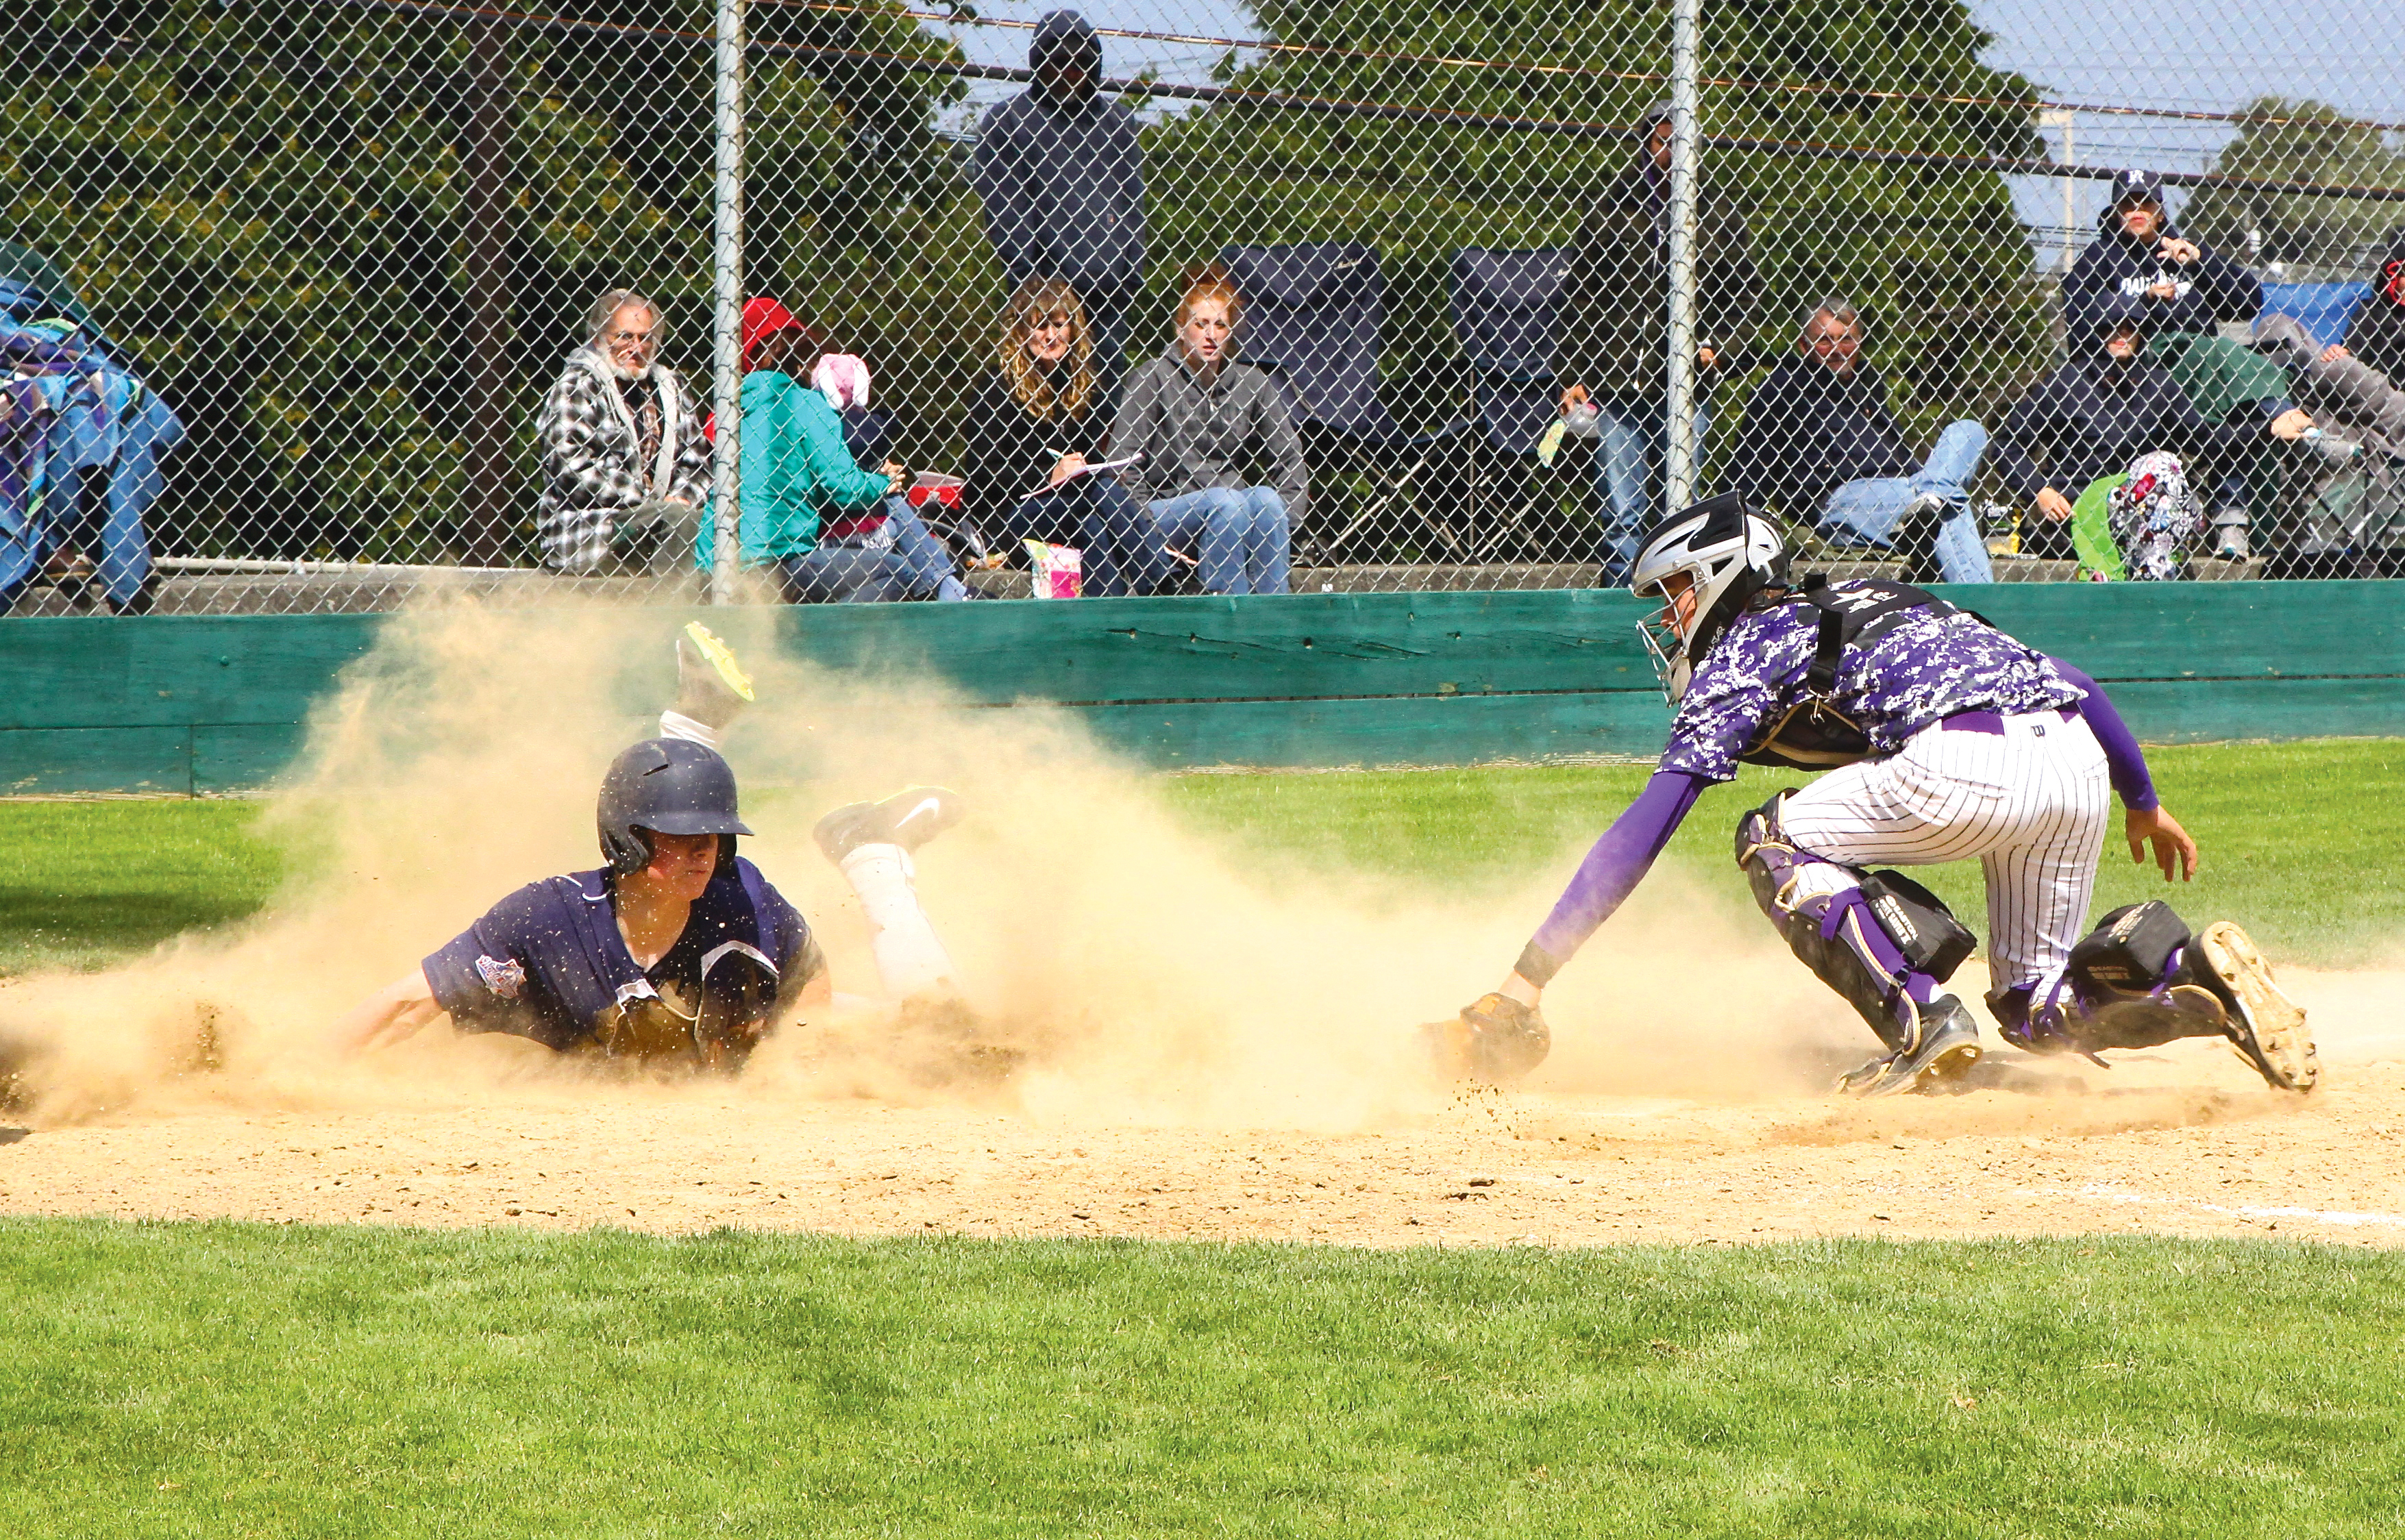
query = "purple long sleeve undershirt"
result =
(1516, 769, 1708, 986)
(2049, 658, 2158, 812)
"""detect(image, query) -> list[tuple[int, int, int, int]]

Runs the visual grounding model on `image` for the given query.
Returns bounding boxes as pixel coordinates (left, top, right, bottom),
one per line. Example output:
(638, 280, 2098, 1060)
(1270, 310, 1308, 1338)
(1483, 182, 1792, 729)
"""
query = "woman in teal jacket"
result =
(706, 301, 966, 602)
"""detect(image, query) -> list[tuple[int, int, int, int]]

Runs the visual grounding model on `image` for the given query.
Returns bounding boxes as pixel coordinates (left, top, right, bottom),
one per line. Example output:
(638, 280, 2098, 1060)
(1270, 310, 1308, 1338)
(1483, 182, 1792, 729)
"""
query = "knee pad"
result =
(1734, 791, 1803, 926)
(2067, 901, 2192, 1002)
(1733, 793, 1974, 980)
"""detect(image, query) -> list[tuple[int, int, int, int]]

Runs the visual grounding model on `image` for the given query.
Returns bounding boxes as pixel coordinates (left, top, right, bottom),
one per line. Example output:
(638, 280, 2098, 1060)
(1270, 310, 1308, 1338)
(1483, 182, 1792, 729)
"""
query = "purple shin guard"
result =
(1738, 806, 1943, 1052)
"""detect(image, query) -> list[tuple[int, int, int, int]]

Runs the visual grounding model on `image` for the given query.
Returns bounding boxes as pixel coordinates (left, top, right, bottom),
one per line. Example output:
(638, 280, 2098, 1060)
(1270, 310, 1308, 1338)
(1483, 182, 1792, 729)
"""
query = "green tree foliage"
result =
(0, 0, 965, 560)
(2180, 99, 2405, 279)
(1143, 0, 2052, 448)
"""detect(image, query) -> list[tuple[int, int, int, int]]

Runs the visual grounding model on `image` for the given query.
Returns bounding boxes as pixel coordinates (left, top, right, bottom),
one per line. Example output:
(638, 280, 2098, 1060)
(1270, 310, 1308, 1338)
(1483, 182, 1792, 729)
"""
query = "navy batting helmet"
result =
(597, 738, 753, 878)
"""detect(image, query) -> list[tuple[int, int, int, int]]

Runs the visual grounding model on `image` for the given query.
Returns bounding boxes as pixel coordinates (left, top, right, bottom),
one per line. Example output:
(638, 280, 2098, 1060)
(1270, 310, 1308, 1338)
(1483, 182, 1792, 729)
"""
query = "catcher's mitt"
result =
(1420, 992, 1551, 1083)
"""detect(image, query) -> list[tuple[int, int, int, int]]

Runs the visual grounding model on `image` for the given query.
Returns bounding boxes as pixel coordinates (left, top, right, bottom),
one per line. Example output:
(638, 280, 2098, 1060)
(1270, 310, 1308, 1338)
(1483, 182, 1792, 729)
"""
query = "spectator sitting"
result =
(2247, 310, 2405, 571)
(1109, 266, 1303, 596)
(972, 10, 1146, 404)
(2343, 228, 2405, 384)
(2252, 312, 2405, 450)
(959, 277, 1175, 595)
(537, 288, 713, 573)
(1554, 99, 1757, 584)
(1992, 297, 2312, 564)
(1723, 299, 1993, 583)
(711, 298, 968, 604)
(2064, 170, 2262, 345)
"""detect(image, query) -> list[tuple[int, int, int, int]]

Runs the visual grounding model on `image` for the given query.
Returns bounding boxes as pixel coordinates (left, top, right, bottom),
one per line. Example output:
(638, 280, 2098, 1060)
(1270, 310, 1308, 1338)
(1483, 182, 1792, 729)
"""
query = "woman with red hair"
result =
(1107, 266, 1305, 595)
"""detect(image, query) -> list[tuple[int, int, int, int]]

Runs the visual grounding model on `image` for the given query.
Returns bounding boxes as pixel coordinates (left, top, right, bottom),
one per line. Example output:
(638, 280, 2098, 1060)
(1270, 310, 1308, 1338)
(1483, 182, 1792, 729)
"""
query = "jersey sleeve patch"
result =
(473, 954, 527, 999)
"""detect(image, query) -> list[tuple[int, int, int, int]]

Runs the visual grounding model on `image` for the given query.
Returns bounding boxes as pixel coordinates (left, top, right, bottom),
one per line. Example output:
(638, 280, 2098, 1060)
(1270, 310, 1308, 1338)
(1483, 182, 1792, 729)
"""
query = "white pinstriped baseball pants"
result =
(1773, 710, 2113, 992)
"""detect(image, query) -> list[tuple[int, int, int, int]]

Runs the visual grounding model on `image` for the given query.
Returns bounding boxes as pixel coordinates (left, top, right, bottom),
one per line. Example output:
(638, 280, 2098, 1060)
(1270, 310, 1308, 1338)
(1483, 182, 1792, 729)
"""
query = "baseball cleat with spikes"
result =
(1836, 995, 1983, 1097)
(2193, 921, 2317, 1093)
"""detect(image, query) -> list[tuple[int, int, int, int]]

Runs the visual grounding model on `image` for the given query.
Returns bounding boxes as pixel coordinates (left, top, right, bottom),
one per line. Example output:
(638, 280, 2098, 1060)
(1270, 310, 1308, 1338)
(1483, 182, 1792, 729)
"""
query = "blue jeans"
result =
(774, 546, 926, 603)
(1006, 475, 1177, 596)
(824, 497, 968, 601)
(1816, 421, 1995, 584)
(1147, 486, 1292, 595)
(1592, 396, 1710, 586)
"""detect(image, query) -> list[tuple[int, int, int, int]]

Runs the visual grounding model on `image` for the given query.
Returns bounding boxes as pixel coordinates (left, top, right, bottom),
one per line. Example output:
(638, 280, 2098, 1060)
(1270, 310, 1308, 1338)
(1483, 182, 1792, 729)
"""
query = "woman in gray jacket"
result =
(1108, 266, 1305, 595)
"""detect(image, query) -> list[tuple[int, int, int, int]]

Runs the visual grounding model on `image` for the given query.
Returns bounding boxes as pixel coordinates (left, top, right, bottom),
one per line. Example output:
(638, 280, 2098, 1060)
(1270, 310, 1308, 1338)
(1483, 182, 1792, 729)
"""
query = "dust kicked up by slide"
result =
(0, 600, 2398, 1246)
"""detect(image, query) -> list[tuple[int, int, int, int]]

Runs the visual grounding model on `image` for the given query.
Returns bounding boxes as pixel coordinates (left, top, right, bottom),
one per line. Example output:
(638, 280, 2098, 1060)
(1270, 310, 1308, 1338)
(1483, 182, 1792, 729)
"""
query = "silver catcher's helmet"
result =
(1628, 493, 1790, 701)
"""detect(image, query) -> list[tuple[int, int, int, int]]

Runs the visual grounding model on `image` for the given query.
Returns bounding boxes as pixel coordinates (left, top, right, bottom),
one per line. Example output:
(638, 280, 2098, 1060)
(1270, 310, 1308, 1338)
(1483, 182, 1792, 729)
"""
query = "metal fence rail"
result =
(4, 0, 2401, 615)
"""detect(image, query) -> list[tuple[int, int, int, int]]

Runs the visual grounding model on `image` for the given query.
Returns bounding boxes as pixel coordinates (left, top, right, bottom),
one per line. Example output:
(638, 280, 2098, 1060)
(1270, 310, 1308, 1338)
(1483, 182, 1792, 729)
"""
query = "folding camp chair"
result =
(1220, 242, 1471, 563)
(1448, 247, 1588, 560)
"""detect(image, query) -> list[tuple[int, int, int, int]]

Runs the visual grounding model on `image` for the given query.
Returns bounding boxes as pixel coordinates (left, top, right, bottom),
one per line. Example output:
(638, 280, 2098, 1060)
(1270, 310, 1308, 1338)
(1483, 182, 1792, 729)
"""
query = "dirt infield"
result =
(6, 610, 2398, 1251)
(6, 967, 2400, 1249)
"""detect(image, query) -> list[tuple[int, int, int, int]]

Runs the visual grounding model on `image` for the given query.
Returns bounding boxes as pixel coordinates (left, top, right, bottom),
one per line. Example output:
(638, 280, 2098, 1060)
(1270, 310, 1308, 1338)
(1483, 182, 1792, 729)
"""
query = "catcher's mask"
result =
(1629, 493, 1789, 701)
(597, 738, 753, 879)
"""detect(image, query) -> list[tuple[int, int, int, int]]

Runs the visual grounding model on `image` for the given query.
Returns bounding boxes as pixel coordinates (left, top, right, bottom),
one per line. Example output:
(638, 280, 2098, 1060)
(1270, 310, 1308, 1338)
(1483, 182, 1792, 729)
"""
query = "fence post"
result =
(461, 18, 513, 566)
(1663, 0, 1702, 518)
(708, 0, 746, 605)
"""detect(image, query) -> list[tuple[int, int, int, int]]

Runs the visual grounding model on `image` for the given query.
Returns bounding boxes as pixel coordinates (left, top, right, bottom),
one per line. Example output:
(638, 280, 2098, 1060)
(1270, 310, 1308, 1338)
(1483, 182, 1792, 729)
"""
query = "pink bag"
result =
(1022, 540, 1083, 599)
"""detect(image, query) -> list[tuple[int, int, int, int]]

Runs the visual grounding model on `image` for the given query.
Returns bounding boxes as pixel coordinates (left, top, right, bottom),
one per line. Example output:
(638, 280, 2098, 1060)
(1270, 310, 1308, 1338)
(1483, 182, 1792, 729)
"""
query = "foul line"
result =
(2047, 1182, 2405, 1230)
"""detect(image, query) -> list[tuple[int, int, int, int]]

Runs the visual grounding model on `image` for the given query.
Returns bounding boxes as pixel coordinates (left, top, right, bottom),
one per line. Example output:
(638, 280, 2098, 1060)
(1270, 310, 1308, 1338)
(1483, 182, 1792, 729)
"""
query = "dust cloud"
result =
(0, 601, 1874, 1130)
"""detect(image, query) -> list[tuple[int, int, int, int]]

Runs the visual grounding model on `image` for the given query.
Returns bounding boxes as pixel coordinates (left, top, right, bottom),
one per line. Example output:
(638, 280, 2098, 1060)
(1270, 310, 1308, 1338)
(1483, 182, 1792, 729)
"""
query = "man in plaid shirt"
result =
(536, 288, 714, 573)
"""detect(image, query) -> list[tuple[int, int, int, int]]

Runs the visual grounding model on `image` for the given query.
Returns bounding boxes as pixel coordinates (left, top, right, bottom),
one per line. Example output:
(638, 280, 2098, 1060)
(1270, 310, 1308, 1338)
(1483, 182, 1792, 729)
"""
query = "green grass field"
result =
(2, 740, 2400, 1535)
(6, 1221, 2402, 1537)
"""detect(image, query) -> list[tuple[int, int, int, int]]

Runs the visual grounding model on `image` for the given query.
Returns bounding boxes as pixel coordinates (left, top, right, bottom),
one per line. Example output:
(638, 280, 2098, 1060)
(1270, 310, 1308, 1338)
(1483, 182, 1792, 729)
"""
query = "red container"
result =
(908, 471, 963, 511)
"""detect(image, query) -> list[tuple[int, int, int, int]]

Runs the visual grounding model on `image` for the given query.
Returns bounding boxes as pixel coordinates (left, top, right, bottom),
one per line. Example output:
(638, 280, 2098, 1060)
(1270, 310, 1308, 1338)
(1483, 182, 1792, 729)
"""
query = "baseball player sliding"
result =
(1433, 493, 2316, 1097)
(330, 624, 976, 1071)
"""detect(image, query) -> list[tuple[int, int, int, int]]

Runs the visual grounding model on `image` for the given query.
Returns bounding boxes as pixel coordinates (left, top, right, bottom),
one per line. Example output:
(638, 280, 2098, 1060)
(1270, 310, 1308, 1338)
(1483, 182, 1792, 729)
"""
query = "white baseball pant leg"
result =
(1773, 711, 2112, 995)
(838, 843, 959, 999)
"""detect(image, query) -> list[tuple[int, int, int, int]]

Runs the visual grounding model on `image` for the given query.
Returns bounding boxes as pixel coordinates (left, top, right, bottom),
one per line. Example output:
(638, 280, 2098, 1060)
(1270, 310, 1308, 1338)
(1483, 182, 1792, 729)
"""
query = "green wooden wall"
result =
(4, 582, 2401, 794)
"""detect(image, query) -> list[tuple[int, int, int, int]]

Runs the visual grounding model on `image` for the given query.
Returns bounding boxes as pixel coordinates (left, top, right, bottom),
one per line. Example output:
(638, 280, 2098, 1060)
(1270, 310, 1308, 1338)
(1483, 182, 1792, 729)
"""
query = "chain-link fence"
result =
(5, 0, 2402, 614)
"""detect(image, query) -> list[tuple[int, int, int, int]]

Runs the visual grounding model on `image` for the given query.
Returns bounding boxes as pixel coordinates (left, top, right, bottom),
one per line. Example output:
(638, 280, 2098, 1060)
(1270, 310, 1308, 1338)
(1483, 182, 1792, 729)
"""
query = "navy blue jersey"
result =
(423, 858, 824, 1055)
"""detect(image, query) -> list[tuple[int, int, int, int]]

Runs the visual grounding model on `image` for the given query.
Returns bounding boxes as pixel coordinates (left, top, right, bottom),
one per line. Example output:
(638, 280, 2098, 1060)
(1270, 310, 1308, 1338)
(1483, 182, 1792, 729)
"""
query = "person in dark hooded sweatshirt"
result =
(1993, 295, 2312, 560)
(2064, 170, 2262, 345)
(972, 11, 1146, 403)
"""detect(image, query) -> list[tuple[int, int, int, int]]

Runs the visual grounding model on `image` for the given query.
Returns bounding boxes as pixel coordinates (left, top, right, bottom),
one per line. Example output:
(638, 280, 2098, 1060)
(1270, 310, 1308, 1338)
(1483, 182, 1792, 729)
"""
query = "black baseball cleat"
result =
(1836, 995, 1983, 1097)
(813, 786, 968, 865)
(2190, 921, 2317, 1093)
(673, 621, 755, 730)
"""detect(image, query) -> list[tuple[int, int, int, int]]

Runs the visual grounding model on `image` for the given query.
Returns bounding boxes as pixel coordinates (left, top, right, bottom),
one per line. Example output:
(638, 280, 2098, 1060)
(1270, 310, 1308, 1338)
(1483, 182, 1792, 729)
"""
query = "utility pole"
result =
(2039, 108, 2077, 273)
